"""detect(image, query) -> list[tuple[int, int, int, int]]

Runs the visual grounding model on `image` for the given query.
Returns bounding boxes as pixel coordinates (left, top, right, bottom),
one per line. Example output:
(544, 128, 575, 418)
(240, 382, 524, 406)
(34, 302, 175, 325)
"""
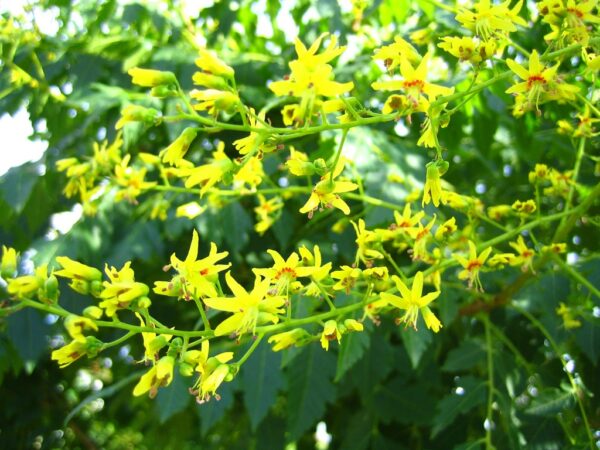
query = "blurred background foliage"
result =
(1, 0, 599, 449)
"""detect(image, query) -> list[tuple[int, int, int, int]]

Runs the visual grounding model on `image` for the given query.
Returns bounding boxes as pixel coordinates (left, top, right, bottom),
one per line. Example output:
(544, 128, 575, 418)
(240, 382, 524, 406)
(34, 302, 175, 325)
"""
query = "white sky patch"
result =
(0, 109, 48, 176)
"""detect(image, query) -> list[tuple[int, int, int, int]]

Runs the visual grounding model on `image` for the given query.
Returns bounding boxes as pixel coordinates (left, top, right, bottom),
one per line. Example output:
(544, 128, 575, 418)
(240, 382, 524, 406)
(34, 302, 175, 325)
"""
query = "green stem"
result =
(330, 129, 349, 183)
(193, 297, 211, 330)
(101, 331, 135, 350)
(483, 317, 496, 450)
(235, 333, 264, 366)
(550, 254, 600, 300)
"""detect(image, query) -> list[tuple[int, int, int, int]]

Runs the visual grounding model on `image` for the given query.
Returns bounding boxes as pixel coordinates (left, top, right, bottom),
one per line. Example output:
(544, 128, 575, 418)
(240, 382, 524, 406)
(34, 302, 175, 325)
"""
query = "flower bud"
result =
(1, 246, 18, 279)
(128, 67, 177, 87)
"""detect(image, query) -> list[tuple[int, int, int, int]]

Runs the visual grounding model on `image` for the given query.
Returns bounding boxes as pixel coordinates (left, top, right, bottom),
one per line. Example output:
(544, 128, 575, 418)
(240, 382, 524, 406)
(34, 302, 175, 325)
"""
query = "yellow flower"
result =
(133, 355, 175, 398)
(115, 104, 160, 130)
(487, 204, 512, 221)
(300, 158, 358, 217)
(512, 199, 537, 215)
(454, 241, 492, 292)
(128, 67, 176, 87)
(542, 243, 567, 254)
(253, 249, 317, 293)
(254, 195, 284, 235)
(204, 272, 286, 337)
(331, 265, 361, 293)
(99, 262, 149, 317)
(434, 217, 457, 240)
(180, 142, 234, 195)
(268, 328, 312, 351)
(190, 89, 240, 115)
(423, 160, 448, 208)
(372, 52, 454, 111)
(114, 155, 157, 203)
(161, 127, 198, 167)
(508, 236, 535, 272)
(381, 271, 442, 332)
(506, 50, 579, 113)
(556, 303, 581, 329)
(51, 340, 87, 368)
(7, 264, 49, 299)
(234, 155, 264, 191)
(438, 36, 497, 64)
(372, 36, 420, 72)
(352, 219, 384, 264)
(269, 33, 353, 98)
(195, 48, 235, 78)
(320, 320, 342, 351)
(64, 314, 99, 343)
(1, 246, 18, 279)
(52, 336, 102, 369)
(455, 0, 526, 40)
(154, 229, 230, 300)
(233, 109, 276, 156)
(299, 245, 332, 282)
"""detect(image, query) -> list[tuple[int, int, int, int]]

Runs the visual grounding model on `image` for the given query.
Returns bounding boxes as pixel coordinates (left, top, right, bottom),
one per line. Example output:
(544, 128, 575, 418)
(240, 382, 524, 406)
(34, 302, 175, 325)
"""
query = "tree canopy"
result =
(1, 1, 599, 449)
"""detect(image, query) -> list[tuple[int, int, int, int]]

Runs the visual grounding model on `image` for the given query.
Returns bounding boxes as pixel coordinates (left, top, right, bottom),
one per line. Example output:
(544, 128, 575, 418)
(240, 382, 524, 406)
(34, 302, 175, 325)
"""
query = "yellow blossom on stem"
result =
(133, 355, 176, 398)
(556, 302, 581, 329)
(114, 155, 157, 203)
(455, 0, 526, 40)
(204, 272, 286, 337)
(7, 264, 49, 299)
(372, 52, 454, 111)
(300, 158, 358, 217)
(352, 219, 384, 265)
(99, 262, 150, 317)
(435, 217, 457, 240)
(438, 36, 497, 64)
(115, 104, 160, 130)
(506, 50, 579, 114)
(180, 142, 234, 195)
(154, 229, 230, 300)
(52, 336, 103, 369)
(253, 249, 317, 294)
(422, 160, 448, 208)
(381, 271, 442, 332)
(508, 236, 535, 272)
(64, 314, 99, 343)
(268, 328, 312, 351)
(331, 265, 361, 293)
(254, 194, 284, 235)
(161, 127, 198, 167)
(128, 67, 176, 87)
(454, 241, 492, 291)
(320, 320, 342, 351)
(1, 245, 18, 279)
(190, 89, 240, 115)
(372, 36, 420, 72)
(195, 48, 235, 78)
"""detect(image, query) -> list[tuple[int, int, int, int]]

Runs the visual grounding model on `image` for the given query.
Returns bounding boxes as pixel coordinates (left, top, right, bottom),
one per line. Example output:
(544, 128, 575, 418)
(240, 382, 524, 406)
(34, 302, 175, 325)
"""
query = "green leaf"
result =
(221, 201, 252, 254)
(432, 376, 486, 437)
(346, 330, 394, 401)
(575, 319, 600, 365)
(155, 371, 191, 424)
(107, 221, 164, 266)
(286, 345, 336, 441)
(241, 340, 283, 431)
(335, 327, 371, 382)
(442, 339, 486, 372)
(524, 388, 574, 417)
(401, 322, 432, 369)
(373, 377, 436, 425)
(6, 308, 49, 364)
(339, 412, 375, 450)
(0, 162, 39, 214)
